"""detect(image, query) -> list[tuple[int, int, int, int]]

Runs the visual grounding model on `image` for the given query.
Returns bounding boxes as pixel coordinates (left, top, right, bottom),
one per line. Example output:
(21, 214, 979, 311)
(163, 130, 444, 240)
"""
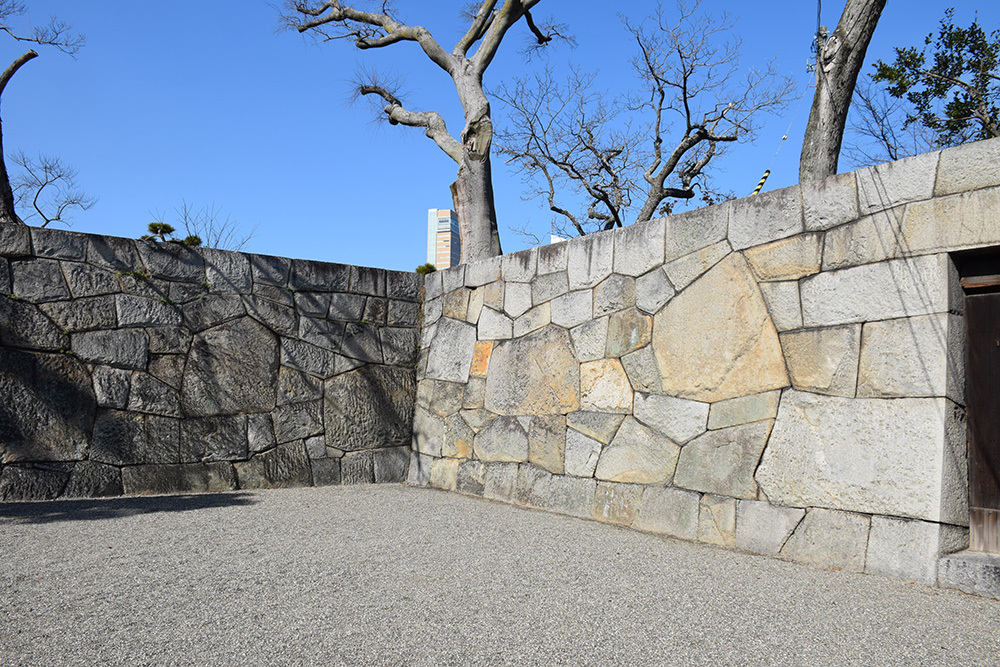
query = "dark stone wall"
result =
(0, 224, 421, 501)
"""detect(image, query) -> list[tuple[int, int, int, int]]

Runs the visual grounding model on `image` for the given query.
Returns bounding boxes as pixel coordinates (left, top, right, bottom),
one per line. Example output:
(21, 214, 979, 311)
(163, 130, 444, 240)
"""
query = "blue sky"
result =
(3, 1, 997, 272)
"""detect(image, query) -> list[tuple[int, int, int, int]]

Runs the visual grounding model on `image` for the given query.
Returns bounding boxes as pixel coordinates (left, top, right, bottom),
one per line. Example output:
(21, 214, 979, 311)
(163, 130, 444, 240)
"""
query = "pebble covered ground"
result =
(1, 485, 998, 666)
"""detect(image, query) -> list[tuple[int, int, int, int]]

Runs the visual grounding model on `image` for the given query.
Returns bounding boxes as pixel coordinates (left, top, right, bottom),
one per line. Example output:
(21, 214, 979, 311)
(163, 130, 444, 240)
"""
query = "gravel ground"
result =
(1, 485, 998, 666)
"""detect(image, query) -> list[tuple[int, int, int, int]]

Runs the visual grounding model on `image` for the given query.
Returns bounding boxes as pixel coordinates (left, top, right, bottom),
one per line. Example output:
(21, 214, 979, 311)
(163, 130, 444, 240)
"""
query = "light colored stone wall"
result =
(413, 137, 1000, 589)
(0, 226, 422, 500)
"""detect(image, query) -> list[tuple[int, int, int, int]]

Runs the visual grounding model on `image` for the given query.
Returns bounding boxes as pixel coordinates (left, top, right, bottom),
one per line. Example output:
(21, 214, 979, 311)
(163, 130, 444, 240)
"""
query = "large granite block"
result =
(729, 184, 803, 250)
(613, 218, 664, 276)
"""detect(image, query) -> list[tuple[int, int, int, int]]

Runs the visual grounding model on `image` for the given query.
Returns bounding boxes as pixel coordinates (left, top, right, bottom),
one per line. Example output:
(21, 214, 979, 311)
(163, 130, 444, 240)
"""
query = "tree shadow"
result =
(0, 491, 257, 526)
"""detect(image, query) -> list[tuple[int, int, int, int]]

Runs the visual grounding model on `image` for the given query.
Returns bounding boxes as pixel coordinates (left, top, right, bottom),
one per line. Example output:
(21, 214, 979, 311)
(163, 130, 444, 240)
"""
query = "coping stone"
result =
(567, 230, 614, 290)
(613, 218, 665, 276)
(465, 256, 501, 287)
(663, 202, 730, 263)
(729, 184, 803, 250)
(935, 137, 1000, 196)
(803, 170, 859, 231)
(938, 550, 1000, 600)
(857, 150, 939, 213)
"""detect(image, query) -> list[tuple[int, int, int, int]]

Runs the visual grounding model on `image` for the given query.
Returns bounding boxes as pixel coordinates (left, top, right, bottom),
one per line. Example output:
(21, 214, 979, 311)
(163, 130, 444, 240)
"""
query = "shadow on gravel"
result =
(0, 492, 257, 526)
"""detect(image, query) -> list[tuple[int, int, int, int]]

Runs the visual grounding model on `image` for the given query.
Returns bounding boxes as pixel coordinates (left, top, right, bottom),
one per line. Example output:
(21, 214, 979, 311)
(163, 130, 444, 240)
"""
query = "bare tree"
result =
(494, 1, 793, 237)
(149, 201, 257, 251)
(799, 0, 885, 183)
(10, 151, 95, 227)
(283, 1, 560, 262)
(0, 1, 84, 225)
(843, 80, 936, 166)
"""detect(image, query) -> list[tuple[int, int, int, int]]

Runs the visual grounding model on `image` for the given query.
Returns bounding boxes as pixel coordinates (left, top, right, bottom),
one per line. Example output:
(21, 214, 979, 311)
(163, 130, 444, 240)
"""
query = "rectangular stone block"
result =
(613, 218, 664, 276)
(516, 463, 552, 508)
(545, 475, 596, 519)
(0, 224, 32, 257)
(780, 508, 870, 573)
(744, 233, 822, 281)
(698, 494, 736, 546)
(203, 247, 252, 294)
(803, 170, 859, 231)
(729, 185, 803, 250)
(801, 254, 961, 327)
(423, 270, 443, 300)
(373, 446, 410, 483)
(935, 136, 1000, 196)
(857, 150, 939, 213)
(465, 256, 501, 287)
(0, 257, 10, 294)
(857, 313, 964, 401)
(407, 451, 434, 486)
(249, 254, 291, 287)
(537, 241, 568, 274)
(350, 265, 386, 296)
(759, 281, 803, 332)
(733, 499, 804, 556)
(567, 230, 614, 290)
(122, 462, 237, 495)
(456, 459, 487, 495)
(501, 248, 537, 282)
(30, 227, 87, 260)
(290, 259, 350, 292)
(938, 550, 1000, 600)
(708, 391, 780, 430)
(867, 516, 968, 586)
(386, 270, 422, 302)
(483, 461, 519, 503)
(634, 486, 700, 541)
(136, 241, 205, 282)
(88, 235, 140, 271)
(594, 481, 642, 526)
(73, 329, 149, 369)
(441, 264, 465, 293)
(663, 202, 730, 263)
(11, 258, 71, 302)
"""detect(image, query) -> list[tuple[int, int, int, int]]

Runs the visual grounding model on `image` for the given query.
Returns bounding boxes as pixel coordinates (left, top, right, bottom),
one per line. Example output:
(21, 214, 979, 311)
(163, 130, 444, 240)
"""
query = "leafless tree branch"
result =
(10, 152, 95, 228)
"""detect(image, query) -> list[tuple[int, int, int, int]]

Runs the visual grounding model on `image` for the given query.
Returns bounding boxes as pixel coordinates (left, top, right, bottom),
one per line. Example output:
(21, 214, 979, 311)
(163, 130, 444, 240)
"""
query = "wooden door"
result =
(966, 292, 1000, 552)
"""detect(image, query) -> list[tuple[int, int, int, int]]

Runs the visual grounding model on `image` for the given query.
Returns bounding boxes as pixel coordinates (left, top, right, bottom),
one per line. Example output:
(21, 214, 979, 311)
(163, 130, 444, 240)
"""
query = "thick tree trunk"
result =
(451, 155, 502, 263)
(0, 50, 38, 226)
(799, 0, 886, 183)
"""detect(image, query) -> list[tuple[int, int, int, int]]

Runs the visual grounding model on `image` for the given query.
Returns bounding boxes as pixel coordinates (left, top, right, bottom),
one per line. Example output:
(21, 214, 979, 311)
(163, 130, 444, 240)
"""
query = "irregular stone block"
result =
(0, 223, 32, 256)
(290, 259, 350, 291)
(465, 287, 484, 324)
(387, 299, 420, 327)
(136, 241, 205, 282)
(372, 446, 409, 483)
(247, 413, 276, 453)
(406, 451, 434, 486)
(730, 184, 803, 250)
(537, 241, 568, 274)
(733, 500, 804, 555)
(181, 318, 278, 416)
(478, 307, 513, 340)
(515, 463, 552, 508)
(364, 296, 389, 325)
(674, 420, 772, 499)
(425, 318, 477, 383)
(182, 295, 245, 332)
(653, 253, 789, 402)
(0, 351, 93, 462)
(350, 265, 386, 296)
(30, 228, 86, 260)
(280, 338, 334, 377)
(429, 457, 459, 491)
(456, 459, 487, 495)
(201, 248, 251, 294)
(564, 428, 604, 478)
(857, 313, 963, 401)
(1, 257, 12, 293)
(387, 270, 421, 301)
(513, 302, 551, 337)
(273, 400, 323, 443)
(528, 415, 565, 474)
(593, 274, 635, 317)
(632, 393, 708, 444)
(180, 415, 248, 463)
(594, 481, 642, 525)
(469, 340, 493, 378)
(532, 271, 570, 306)
(483, 462, 519, 502)
(936, 137, 1000, 195)
(780, 508, 871, 573)
(857, 150, 938, 213)
(501, 248, 537, 282)
(428, 380, 464, 417)
(902, 185, 1000, 258)
(40, 296, 117, 333)
(381, 327, 418, 366)
(708, 391, 781, 430)
(276, 367, 322, 406)
(843, 237, 964, 312)
(116, 294, 182, 327)
(63, 262, 119, 298)
(63, 461, 123, 498)
(663, 240, 732, 291)
(699, 494, 737, 546)
(441, 265, 466, 293)
(621, 345, 661, 393)
(298, 316, 344, 351)
(168, 282, 208, 304)
(0, 466, 70, 501)
(545, 475, 595, 519)
(93, 365, 131, 409)
(743, 233, 822, 281)
(580, 359, 633, 413)
(423, 270, 443, 301)
(867, 516, 968, 586)
(635, 267, 675, 314)
(464, 257, 500, 287)
(567, 230, 614, 289)
(312, 458, 342, 486)
(484, 326, 579, 415)
(11, 258, 71, 302)
(462, 378, 486, 410)
(938, 550, 1000, 600)
(147, 325, 191, 354)
(821, 209, 907, 270)
(605, 307, 651, 358)
(663, 203, 730, 263)
(249, 254, 291, 287)
(756, 391, 967, 524)
(412, 408, 444, 457)
(442, 289, 469, 320)
(569, 317, 608, 363)
(595, 417, 679, 484)
(123, 462, 237, 495)
(567, 411, 624, 444)
(128, 373, 182, 417)
(635, 486, 700, 540)
(0, 297, 69, 351)
(90, 410, 152, 465)
(779, 325, 860, 397)
(759, 281, 802, 332)
(803, 170, 860, 232)
(550, 290, 592, 329)
(234, 442, 312, 489)
(613, 218, 664, 276)
(474, 416, 529, 463)
(325, 365, 415, 451)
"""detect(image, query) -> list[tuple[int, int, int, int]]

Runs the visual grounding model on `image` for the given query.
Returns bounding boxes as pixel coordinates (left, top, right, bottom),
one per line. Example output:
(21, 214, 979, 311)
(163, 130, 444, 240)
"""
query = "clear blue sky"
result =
(4, 1, 996, 272)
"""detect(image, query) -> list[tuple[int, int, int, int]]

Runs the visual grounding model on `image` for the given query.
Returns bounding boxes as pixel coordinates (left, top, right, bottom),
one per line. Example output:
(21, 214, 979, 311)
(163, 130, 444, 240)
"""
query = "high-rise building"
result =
(426, 208, 461, 269)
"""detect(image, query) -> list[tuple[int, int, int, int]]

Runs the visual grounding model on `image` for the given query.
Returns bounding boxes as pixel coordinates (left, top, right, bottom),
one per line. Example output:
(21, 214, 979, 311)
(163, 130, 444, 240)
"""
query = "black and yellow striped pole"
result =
(752, 169, 771, 196)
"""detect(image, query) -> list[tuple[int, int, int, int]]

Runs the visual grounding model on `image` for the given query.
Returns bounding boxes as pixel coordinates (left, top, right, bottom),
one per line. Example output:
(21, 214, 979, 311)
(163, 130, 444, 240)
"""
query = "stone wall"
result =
(0, 225, 421, 500)
(411, 137, 1000, 588)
